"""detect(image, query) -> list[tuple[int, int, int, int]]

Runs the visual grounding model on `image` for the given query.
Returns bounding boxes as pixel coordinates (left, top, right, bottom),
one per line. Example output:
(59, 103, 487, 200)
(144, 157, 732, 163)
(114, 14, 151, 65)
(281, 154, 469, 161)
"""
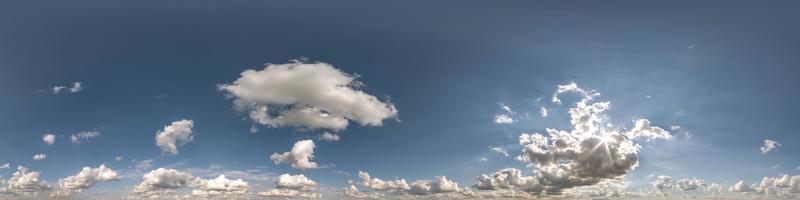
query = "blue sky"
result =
(1, 0, 800, 199)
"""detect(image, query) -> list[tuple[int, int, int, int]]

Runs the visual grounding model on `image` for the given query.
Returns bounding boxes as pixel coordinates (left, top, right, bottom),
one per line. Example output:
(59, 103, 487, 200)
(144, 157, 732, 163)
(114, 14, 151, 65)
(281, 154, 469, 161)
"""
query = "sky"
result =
(1, 0, 800, 199)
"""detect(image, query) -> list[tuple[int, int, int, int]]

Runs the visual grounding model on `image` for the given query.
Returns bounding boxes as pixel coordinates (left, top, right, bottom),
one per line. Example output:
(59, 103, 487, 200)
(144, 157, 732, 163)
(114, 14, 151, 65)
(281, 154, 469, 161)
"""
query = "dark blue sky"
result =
(1, 0, 799, 199)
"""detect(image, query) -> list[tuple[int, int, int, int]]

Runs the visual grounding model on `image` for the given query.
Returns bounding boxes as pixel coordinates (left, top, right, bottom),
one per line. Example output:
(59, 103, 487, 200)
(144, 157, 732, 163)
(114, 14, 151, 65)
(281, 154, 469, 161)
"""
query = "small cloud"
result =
(490, 146, 509, 157)
(116, 156, 123, 161)
(69, 82, 83, 93)
(33, 154, 47, 160)
(318, 132, 340, 142)
(154, 94, 167, 99)
(0, 163, 10, 169)
(539, 106, 548, 117)
(43, 133, 56, 145)
(494, 114, 514, 124)
(71, 131, 100, 144)
(478, 157, 488, 162)
(52, 86, 66, 94)
(760, 139, 780, 154)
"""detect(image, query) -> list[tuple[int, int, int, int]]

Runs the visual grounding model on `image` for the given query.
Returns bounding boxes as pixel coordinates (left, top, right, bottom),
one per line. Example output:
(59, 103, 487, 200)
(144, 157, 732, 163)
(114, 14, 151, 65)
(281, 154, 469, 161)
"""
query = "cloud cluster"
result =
(761, 139, 780, 154)
(0, 166, 51, 196)
(477, 83, 672, 195)
(730, 174, 800, 198)
(270, 139, 319, 170)
(42, 134, 55, 145)
(155, 119, 194, 155)
(57, 165, 119, 195)
(130, 168, 198, 198)
(493, 103, 515, 124)
(257, 174, 320, 198)
(218, 61, 397, 131)
(355, 171, 462, 196)
(71, 131, 100, 144)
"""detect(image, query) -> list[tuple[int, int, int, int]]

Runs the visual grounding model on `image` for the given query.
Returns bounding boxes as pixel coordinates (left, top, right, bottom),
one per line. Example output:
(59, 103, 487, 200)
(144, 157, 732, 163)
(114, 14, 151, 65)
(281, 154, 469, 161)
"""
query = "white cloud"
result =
(257, 174, 320, 198)
(70, 131, 100, 144)
(539, 106, 548, 117)
(217, 61, 397, 131)
(478, 157, 488, 162)
(356, 171, 462, 196)
(52, 86, 66, 94)
(0, 166, 52, 195)
(270, 139, 319, 170)
(482, 83, 672, 195)
(473, 168, 539, 191)
(192, 175, 250, 198)
(675, 177, 707, 191)
(490, 146, 509, 157)
(318, 132, 340, 142)
(493, 102, 516, 124)
(651, 175, 672, 194)
(357, 171, 411, 191)
(729, 180, 753, 192)
(115, 156, 123, 161)
(760, 139, 780, 154)
(69, 82, 83, 93)
(32, 154, 46, 161)
(155, 119, 194, 155)
(275, 174, 317, 191)
(494, 114, 514, 124)
(57, 165, 119, 195)
(0, 163, 9, 169)
(42, 134, 55, 145)
(130, 168, 198, 198)
(408, 176, 460, 195)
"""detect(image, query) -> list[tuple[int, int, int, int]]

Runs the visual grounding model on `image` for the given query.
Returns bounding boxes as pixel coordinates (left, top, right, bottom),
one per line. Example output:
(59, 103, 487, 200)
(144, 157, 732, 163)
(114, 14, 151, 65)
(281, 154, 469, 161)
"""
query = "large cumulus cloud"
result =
(217, 61, 398, 131)
(477, 83, 673, 195)
(270, 139, 319, 170)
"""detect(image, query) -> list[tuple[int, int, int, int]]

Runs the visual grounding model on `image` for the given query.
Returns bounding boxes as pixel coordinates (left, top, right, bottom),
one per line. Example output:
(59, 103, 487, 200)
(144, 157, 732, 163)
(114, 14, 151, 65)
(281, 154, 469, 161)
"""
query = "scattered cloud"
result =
(318, 132, 340, 142)
(130, 168, 197, 198)
(478, 157, 488, 162)
(192, 175, 250, 198)
(56, 165, 119, 196)
(52, 82, 83, 94)
(217, 61, 398, 131)
(539, 106, 548, 117)
(42, 134, 55, 145)
(32, 154, 46, 161)
(760, 139, 780, 154)
(270, 139, 319, 170)
(155, 119, 194, 155)
(70, 131, 100, 144)
(0, 163, 9, 169)
(651, 175, 672, 194)
(356, 171, 462, 196)
(493, 102, 516, 124)
(115, 156, 123, 161)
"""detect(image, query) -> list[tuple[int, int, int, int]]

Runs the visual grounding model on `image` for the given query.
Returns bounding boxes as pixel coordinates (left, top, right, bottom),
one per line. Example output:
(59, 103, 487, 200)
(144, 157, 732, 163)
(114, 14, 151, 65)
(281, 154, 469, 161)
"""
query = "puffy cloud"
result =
(42, 134, 55, 145)
(357, 171, 410, 191)
(71, 131, 100, 144)
(357, 171, 462, 196)
(275, 174, 317, 191)
(651, 175, 672, 194)
(217, 61, 397, 131)
(318, 132, 340, 142)
(256, 174, 319, 198)
(729, 180, 753, 192)
(408, 176, 460, 195)
(57, 165, 119, 195)
(270, 139, 319, 170)
(32, 154, 46, 161)
(761, 139, 780, 154)
(130, 168, 198, 198)
(473, 168, 539, 192)
(490, 146, 509, 157)
(155, 119, 194, 155)
(486, 83, 671, 195)
(675, 177, 707, 191)
(0, 166, 51, 195)
(191, 175, 249, 198)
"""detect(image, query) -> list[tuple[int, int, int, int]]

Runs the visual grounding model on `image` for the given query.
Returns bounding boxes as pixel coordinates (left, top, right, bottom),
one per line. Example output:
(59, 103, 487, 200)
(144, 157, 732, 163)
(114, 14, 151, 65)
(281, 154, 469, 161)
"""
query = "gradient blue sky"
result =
(1, 0, 799, 199)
